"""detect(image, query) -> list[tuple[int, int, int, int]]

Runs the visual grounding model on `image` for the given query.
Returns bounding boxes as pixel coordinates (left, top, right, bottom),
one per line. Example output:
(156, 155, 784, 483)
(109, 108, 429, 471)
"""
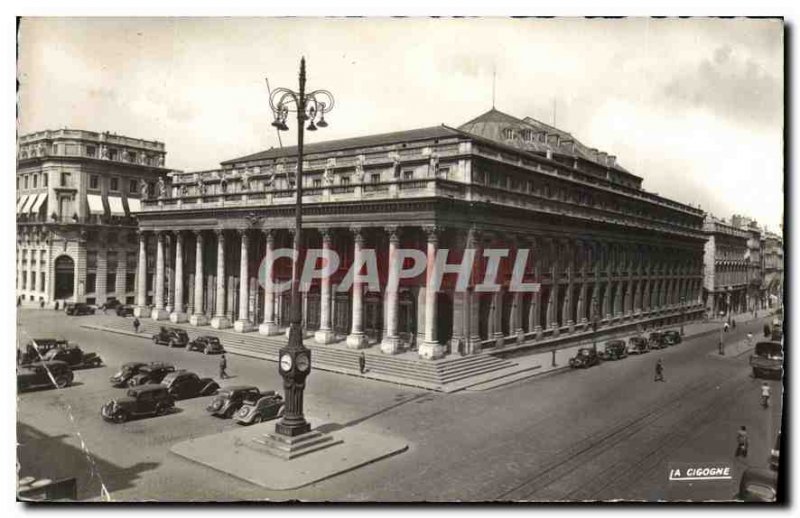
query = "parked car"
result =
(160, 370, 219, 400)
(64, 303, 95, 316)
(19, 338, 69, 364)
(115, 305, 135, 317)
(234, 391, 284, 425)
(152, 327, 190, 347)
(41, 345, 102, 369)
(749, 341, 783, 378)
(627, 336, 650, 355)
(17, 361, 74, 392)
(569, 347, 601, 369)
(736, 468, 778, 502)
(126, 363, 177, 387)
(662, 330, 682, 345)
(100, 384, 175, 423)
(648, 332, 667, 350)
(598, 340, 628, 361)
(770, 432, 781, 471)
(103, 299, 123, 311)
(186, 336, 225, 355)
(207, 385, 262, 418)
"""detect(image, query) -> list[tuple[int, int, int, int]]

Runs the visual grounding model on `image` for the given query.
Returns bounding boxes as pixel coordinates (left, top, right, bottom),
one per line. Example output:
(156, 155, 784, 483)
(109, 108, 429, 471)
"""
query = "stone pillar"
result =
(164, 234, 174, 314)
(512, 291, 524, 343)
(210, 229, 231, 329)
(491, 289, 504, 347)
(190, 231, 207, 326)
(419, 226, 444, 360)
(150, 232, 169, 320)
(170, 231, 188, 323)
(134, 232, 149, 316)
(380, 226, 402, 353)
(465, 228, 483, 353)
(314, 229, 337, 344)
(346, 227, 369, 349)
(259, 230, 280, 335)
(234, 230, 254, 332)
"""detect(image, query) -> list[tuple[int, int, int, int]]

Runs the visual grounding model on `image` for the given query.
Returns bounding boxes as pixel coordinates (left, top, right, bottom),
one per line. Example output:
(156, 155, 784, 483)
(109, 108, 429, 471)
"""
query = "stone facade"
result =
(702, 215, 750, 317)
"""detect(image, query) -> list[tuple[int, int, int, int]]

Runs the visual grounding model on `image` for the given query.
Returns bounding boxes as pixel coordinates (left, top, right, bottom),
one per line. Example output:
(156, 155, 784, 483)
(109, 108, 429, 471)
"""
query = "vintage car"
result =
(100, 384, 175, 423)
(126, 363, 177, 387)
(206, 385, 262, 418)
(41, 345, 102, 369)
(736, 468, 778, 502)
(115, 305, 135, 317)
(662, 330, 683, 345)
(19, 338, 69, 364)
(569, 347, 601, 369)
(152, 327, 190, 347)
(103, 299, 123, 310)
(750, 341, 783, 379)
(598, 340, 628, 361)
(647, 332, 668, 350)
(234, 391, 284, 425)
(17, 361, 74, 392)
(160, 370, 219, 400)
(627, 336, 650, 355)
(64, 303, 95, 316)
(186, 336, 225, 355)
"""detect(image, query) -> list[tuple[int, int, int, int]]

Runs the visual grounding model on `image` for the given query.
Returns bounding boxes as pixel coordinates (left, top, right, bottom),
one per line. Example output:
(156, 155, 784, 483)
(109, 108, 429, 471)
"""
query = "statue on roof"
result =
(156, 176, 166, 198)
(139, 179, 149, 198)
(241, 168, 251, 191)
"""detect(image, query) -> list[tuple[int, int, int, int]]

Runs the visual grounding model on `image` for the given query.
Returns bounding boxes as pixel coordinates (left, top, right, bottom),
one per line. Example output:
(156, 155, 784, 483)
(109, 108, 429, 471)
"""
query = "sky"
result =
(16, 17, 784, 231)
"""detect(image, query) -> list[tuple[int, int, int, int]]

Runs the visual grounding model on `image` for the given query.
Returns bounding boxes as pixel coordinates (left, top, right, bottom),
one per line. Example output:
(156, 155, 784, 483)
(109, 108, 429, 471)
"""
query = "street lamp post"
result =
(268, 57, 334, 437)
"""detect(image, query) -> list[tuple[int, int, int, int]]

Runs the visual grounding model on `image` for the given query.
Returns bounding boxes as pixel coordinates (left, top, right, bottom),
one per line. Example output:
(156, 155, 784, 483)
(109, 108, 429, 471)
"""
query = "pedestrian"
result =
(763, 323, 771, 338)
(358, 352, 366, 374)
(735, 426, 749, 458)
(54, 300, 59, 311)
(732, 319, 736, 329)
(723, 322, 729, 333)
(219, 354, 228, 380)
(654, 359, 665, 382)
(133, 317, 140, 334)
(39, 299, 44, 309)
(747, 332, 753, 346)
(761, 382, 771, 408)
(16, 296, 21, 308)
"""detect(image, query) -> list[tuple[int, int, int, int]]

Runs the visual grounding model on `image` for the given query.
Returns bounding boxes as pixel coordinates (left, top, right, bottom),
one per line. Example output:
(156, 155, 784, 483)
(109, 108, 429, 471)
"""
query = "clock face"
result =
(296, 354, 310, 372)
(280, 354, 293, 372)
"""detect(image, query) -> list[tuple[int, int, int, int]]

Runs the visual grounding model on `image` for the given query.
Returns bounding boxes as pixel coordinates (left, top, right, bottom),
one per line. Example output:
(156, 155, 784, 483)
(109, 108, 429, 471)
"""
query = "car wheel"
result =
(55, 376, 70, 389)
(204, 348, 211, 355)
(152, 337, 159, 344)
(252, 414, 263, 424)
(112, 411, 128, 424)
(168, 340, 176, 348)
(155, 404, 167, 416)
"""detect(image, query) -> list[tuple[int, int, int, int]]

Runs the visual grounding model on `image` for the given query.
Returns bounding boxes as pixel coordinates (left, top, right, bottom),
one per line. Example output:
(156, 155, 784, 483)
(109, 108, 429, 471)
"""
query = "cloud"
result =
(660, 44, 782, 127)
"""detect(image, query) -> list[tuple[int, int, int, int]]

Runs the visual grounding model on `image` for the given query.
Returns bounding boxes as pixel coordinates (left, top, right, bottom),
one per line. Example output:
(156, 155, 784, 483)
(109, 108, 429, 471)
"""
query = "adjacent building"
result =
(134, 108, 707, 360)
(702, 215, 750, 317)
(762, 230, 784, 308)
(16, 129, 170, 306)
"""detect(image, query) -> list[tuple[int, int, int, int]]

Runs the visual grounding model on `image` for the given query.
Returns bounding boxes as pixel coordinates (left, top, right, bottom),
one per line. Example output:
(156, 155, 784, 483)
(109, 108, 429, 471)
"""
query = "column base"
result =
(516, 329, 525, 344)
(134, 306, 150, 318)
(418, 341, 445, 360)
(259, 322, 282, 335)
(314, 328, 337, 345)
(170, 312, 188, 323)
(534, 326, 543, 340)
(234, 320, 255, 332)
(151, 308, 169, 321)
(165, 305, 174, 314)
(189, 314, 208, 326)
(492, 332, 504, 348)
(210, 316, 232, 329)
(380, 335, 403, 355)
(346, 333, 369, 349)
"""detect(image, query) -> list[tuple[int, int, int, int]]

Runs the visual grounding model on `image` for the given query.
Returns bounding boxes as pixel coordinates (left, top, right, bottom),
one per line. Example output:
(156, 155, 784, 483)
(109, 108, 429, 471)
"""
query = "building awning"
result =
(21, 194, 38, 213)
(127, 197, 142, 214)
(16, 195, 29, 214)
(30, 192, 48, 214)
(108, 196, 125, 216)
(87, 194, 106, 215)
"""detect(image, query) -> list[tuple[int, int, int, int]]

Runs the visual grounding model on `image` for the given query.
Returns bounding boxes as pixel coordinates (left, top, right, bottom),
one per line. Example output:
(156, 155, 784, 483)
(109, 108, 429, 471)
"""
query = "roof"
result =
(221, 126, 462, 165)
(129, 384, 169, 393)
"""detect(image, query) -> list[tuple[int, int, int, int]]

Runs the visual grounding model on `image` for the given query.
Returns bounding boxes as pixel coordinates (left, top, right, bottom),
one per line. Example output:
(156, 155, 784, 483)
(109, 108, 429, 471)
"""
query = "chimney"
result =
(598, 151, 608, 165)
(608, 155, 616, 167)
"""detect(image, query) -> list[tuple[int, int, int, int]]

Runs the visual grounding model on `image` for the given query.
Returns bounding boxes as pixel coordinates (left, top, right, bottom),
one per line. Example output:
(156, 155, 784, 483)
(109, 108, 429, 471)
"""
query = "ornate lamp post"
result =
(268, 57, 334, 437)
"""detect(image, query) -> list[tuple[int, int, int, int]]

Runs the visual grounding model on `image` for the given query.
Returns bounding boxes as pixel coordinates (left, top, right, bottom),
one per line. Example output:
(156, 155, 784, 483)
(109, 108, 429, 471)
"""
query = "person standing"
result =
(735, 426, 749, 458)
(219, 354, 228, 380)
(358, 352, 366, 374)
(54, 300, 59, 311)
(16, 296, 21, 308)
(654, 359, 665, 382)
(761, 382, 771, 408)
(723, 322, 730, 333)
(39, 299, 44, 310)
(132, 317, 140, 334)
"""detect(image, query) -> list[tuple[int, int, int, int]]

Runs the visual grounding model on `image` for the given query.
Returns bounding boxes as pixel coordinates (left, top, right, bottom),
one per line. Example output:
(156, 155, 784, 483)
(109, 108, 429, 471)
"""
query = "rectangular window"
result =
(127, 252, 137, 269)
(32, 175, 38, 188)
(89, 175, 99, 189)
(129, 179, 138, 193)
(107, 252, 118, 271)
(43, 174, 48, 187)
(87, 251, 98, 269)
(370, 173, 380, 183)
(24, 176, 29, 189)
(438, 167, 450, 179)
(110, 177, 119, 191)
(341, 177, 351, 186)
(125, 273, 136, 292)
(60, 172, 70, 187)
(312, 178, 322, 188)
(39, 272, 45, 291)
(403, 170, 413, 180)
(106, 274, 116, 293)
(86, 145, 96, 157)
(108, 148, 118, 161)
(128, 151, 137, 163)
(22, 271, 27, 289)
(86, 273, 96, 293)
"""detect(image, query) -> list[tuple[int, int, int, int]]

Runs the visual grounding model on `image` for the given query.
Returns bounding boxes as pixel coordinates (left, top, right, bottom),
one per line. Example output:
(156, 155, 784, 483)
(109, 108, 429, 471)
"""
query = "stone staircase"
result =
(83, 317, 518, 392)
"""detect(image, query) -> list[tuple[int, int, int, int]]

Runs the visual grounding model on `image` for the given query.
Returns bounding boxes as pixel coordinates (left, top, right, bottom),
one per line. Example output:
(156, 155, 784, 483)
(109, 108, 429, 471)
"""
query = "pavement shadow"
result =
(17, 422, 159, 501)
(316, 393, 432, 434)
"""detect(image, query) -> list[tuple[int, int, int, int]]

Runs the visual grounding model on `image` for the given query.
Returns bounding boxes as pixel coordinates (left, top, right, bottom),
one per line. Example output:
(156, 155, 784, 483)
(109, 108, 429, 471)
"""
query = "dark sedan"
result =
(186, 336, 225, 355)
(648, 332, 668, 350)
(207, 385, 262, 418)
(598, 340, 628, 361)
(126, 363, 176, 387)
(662, 330, 682, 345)
(627, 336, 650, 355)
(161, 370, 219, 400)
(152, 327, 190, 347)
(18, 361, 74, 392)
(569, 348, 601, 369)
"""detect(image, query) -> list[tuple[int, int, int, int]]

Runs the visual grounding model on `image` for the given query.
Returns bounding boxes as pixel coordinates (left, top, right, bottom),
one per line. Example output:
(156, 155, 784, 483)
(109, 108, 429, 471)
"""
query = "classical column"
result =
(170, 231, 188, 323)
(210, 229, 231, 329)
(466, 228, 483, 353)
(234, 230, 254, 332)
(380, 226, 402, 353)
(561, 240, 574, 331)
(346, 227, 369, 349)
(134, 231, 149, 316)
(150, 232, 169, 320)
(602, 243, 612, 320)
(419, 226, 444, 359)
(315, 228, 337, 344)
(491, 290, 504, 347)
(259, 230, 280, 335)
(512, 291, 524, 343)
(190, 231, 207, 326)
(164, 234, 174, 314)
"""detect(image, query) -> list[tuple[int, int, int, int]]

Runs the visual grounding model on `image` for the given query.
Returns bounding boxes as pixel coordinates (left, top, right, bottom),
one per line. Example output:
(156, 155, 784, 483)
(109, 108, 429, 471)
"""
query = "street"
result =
(16, 309, 782, 501)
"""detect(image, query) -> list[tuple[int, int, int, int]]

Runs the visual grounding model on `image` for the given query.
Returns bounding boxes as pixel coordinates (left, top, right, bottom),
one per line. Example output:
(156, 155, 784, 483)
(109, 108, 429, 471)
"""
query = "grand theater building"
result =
(134, 109, 707, 360)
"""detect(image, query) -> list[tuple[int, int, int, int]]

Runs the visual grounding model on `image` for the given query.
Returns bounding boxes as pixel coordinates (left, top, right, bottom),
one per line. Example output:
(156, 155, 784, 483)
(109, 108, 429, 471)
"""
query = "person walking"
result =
(132, 317, 140, 334)
(723, 322, 730, 333)
(219, 354, 228, 380)
(654, 359, 665, 382)
(358, 352, 366, 374)
(735, 426, 749, 458)
(761, 382, 771, 408)
(16, 296, 21, 308)
(54, 300, 59, 311)
(732, 319, 736, 330)
(39, 299, 45, 310)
